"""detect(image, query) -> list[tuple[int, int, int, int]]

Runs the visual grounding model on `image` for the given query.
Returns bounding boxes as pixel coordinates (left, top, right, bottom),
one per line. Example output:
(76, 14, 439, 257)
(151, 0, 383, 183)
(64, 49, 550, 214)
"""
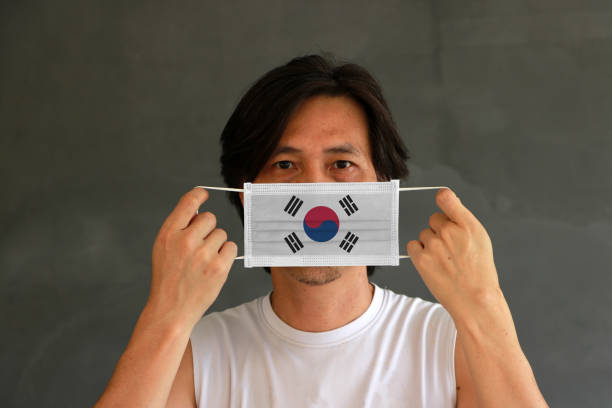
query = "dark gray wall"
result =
(2, 1, 611, 406)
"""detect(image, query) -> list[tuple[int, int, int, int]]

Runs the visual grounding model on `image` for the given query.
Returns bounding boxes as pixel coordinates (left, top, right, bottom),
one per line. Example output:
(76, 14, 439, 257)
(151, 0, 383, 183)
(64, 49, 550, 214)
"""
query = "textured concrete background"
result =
(2, 1, 611, 406)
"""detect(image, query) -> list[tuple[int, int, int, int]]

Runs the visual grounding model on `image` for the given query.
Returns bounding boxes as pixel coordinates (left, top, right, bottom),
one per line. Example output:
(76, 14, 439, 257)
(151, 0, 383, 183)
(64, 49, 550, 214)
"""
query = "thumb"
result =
(435, 188, 476, 229)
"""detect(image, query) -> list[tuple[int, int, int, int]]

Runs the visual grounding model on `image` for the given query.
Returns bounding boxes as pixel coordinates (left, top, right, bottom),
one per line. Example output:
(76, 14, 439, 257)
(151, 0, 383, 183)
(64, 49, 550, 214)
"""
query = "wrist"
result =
(138, 300, 197, 340)
(452, 287, 520, 348)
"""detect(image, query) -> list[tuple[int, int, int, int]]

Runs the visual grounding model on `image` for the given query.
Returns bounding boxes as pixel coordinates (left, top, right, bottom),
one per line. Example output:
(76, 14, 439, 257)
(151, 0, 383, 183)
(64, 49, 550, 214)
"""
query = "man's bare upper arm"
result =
(166, 339, 197, 408)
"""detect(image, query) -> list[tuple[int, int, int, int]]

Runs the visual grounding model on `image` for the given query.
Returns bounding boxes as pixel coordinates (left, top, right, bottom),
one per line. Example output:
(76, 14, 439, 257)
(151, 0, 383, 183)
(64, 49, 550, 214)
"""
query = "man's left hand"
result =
(406, 188, 502, 322)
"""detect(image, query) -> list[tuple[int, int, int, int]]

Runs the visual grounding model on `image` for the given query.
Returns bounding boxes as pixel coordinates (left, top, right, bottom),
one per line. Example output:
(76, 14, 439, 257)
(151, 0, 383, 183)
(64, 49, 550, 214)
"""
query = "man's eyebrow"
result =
(270, 146, 302, 157)
(270, 143, 361, 158)
(323, 143, 361, 156)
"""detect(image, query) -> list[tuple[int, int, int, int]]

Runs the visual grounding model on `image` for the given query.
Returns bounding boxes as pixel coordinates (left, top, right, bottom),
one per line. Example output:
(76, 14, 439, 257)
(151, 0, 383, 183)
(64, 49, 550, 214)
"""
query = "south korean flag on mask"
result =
(243, 180, 399, 267)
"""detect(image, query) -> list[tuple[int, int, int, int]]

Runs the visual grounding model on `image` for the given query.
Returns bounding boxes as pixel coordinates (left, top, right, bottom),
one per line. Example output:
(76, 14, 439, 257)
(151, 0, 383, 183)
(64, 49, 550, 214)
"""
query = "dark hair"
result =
(220, 53, 410, 276)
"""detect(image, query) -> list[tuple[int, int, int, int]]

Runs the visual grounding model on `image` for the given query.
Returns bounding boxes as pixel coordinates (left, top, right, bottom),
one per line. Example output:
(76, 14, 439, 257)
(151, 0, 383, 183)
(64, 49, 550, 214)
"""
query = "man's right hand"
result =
(146, 187, 237, 330)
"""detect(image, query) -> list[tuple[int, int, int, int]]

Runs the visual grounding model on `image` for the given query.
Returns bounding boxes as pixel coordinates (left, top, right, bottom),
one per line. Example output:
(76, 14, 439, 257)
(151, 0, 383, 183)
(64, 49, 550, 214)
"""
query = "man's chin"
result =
(284, 266, 342, 286)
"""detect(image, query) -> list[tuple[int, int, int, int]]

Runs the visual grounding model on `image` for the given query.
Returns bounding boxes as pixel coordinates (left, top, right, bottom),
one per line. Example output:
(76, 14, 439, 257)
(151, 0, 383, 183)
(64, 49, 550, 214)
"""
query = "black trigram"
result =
(284, 232, 304, 253)
(283, 195, 304, 217)
(339, 195, 358, 216)
(339, 231, 359, 253)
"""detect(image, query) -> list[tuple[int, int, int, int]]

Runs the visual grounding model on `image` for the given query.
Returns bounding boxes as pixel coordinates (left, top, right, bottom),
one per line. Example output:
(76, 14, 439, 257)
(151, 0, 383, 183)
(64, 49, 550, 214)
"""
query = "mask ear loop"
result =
(193, 185, 450, 261)
(194, 186, 244, 192)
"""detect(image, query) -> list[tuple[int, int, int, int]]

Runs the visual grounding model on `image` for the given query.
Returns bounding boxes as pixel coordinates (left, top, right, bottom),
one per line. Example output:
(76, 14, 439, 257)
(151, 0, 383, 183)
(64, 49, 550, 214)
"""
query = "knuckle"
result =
(215, 228, 228, 241)
(406, 240, 418, 252)
(193, 186, 209, 199)
(154, 230, 169, 248)
(196, 247, 213, 264)
(202, 211, 217, 226)
(183, 223, 203, 241)
(429, 237, 444, 252)
(179, 234, 197, 253)
(182, 192, 200, 208)
(439, 225, 452, 242)
(189, 195, 201, 208)
(206, 259, 226, 276)
(419, 252, 434, 267)
(419, 229, 428, 242)
(159, 228, 180, 250)
(206, 261, 223, 275)
(225, 241, 238, 253)
(407, 244, 420, 260)
(155, 237, 169, 255)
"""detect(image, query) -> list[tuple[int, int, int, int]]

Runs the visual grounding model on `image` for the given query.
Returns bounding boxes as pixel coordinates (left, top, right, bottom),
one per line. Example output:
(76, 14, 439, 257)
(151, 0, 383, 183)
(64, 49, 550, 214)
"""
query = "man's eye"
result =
(334, 160, 352, 169)
(275, 160, 293, 169)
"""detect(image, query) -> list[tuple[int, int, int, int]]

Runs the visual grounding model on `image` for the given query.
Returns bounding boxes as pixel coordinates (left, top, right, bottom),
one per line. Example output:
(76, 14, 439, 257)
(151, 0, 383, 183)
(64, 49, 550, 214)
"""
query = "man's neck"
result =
(269, 267, 374, 332)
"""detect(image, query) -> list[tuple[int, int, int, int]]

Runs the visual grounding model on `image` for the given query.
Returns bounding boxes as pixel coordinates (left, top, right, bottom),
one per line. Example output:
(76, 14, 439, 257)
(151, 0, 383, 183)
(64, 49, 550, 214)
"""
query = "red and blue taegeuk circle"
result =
(303, 206, 340, 242)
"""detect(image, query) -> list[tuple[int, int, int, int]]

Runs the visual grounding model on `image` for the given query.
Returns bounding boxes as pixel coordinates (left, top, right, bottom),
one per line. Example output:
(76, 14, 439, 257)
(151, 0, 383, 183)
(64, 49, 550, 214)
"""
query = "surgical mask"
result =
(195, 181, 447, 267)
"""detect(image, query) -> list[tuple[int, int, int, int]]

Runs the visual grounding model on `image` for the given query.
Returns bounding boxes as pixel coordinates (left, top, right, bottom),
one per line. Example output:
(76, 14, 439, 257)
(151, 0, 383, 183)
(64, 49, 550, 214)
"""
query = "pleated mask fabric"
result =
(244, 180, 400, 267)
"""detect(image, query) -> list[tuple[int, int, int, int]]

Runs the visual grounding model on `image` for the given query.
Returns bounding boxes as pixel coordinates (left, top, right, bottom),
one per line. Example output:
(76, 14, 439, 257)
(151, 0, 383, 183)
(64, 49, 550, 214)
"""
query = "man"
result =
(95, 55, 548, 407)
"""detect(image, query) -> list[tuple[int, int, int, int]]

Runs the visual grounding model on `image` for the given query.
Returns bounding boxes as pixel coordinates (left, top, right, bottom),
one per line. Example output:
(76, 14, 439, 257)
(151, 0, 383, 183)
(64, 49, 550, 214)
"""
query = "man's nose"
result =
(295, 162, 334, 183)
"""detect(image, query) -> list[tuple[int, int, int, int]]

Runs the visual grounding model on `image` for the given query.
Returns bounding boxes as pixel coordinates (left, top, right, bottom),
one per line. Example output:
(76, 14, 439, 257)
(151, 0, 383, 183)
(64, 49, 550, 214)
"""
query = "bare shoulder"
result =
(455, 333, 479, 407)
(166, 339, 196, 408)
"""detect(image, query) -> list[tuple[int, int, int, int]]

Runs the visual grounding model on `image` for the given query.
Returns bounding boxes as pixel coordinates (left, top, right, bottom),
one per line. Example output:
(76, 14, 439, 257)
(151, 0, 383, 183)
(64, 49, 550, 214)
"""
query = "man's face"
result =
(241, 94, 378, 285)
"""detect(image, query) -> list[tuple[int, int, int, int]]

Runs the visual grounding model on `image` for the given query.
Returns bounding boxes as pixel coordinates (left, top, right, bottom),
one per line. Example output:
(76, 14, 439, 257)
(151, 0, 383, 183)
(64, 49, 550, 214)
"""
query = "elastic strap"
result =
(399, 186, 448, 191)
(194, 185, 244, 192)
(235, 255, 411, 260)
(194, 185, 449, 193)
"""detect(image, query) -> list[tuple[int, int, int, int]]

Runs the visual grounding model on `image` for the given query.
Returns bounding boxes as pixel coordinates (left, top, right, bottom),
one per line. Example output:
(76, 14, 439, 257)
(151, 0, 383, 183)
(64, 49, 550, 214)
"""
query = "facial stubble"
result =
(285, 266, 342, 286)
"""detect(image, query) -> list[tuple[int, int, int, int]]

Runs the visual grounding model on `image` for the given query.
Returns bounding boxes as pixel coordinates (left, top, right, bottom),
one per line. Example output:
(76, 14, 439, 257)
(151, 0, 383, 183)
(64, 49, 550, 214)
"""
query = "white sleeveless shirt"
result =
(190, 283, 457, 407)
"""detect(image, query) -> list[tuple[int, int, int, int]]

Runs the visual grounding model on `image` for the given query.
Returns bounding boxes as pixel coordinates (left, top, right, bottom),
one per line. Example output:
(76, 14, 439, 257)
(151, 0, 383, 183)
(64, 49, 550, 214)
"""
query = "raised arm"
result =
(406, 188, 548, 408)
(94, 187, 237, 408)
